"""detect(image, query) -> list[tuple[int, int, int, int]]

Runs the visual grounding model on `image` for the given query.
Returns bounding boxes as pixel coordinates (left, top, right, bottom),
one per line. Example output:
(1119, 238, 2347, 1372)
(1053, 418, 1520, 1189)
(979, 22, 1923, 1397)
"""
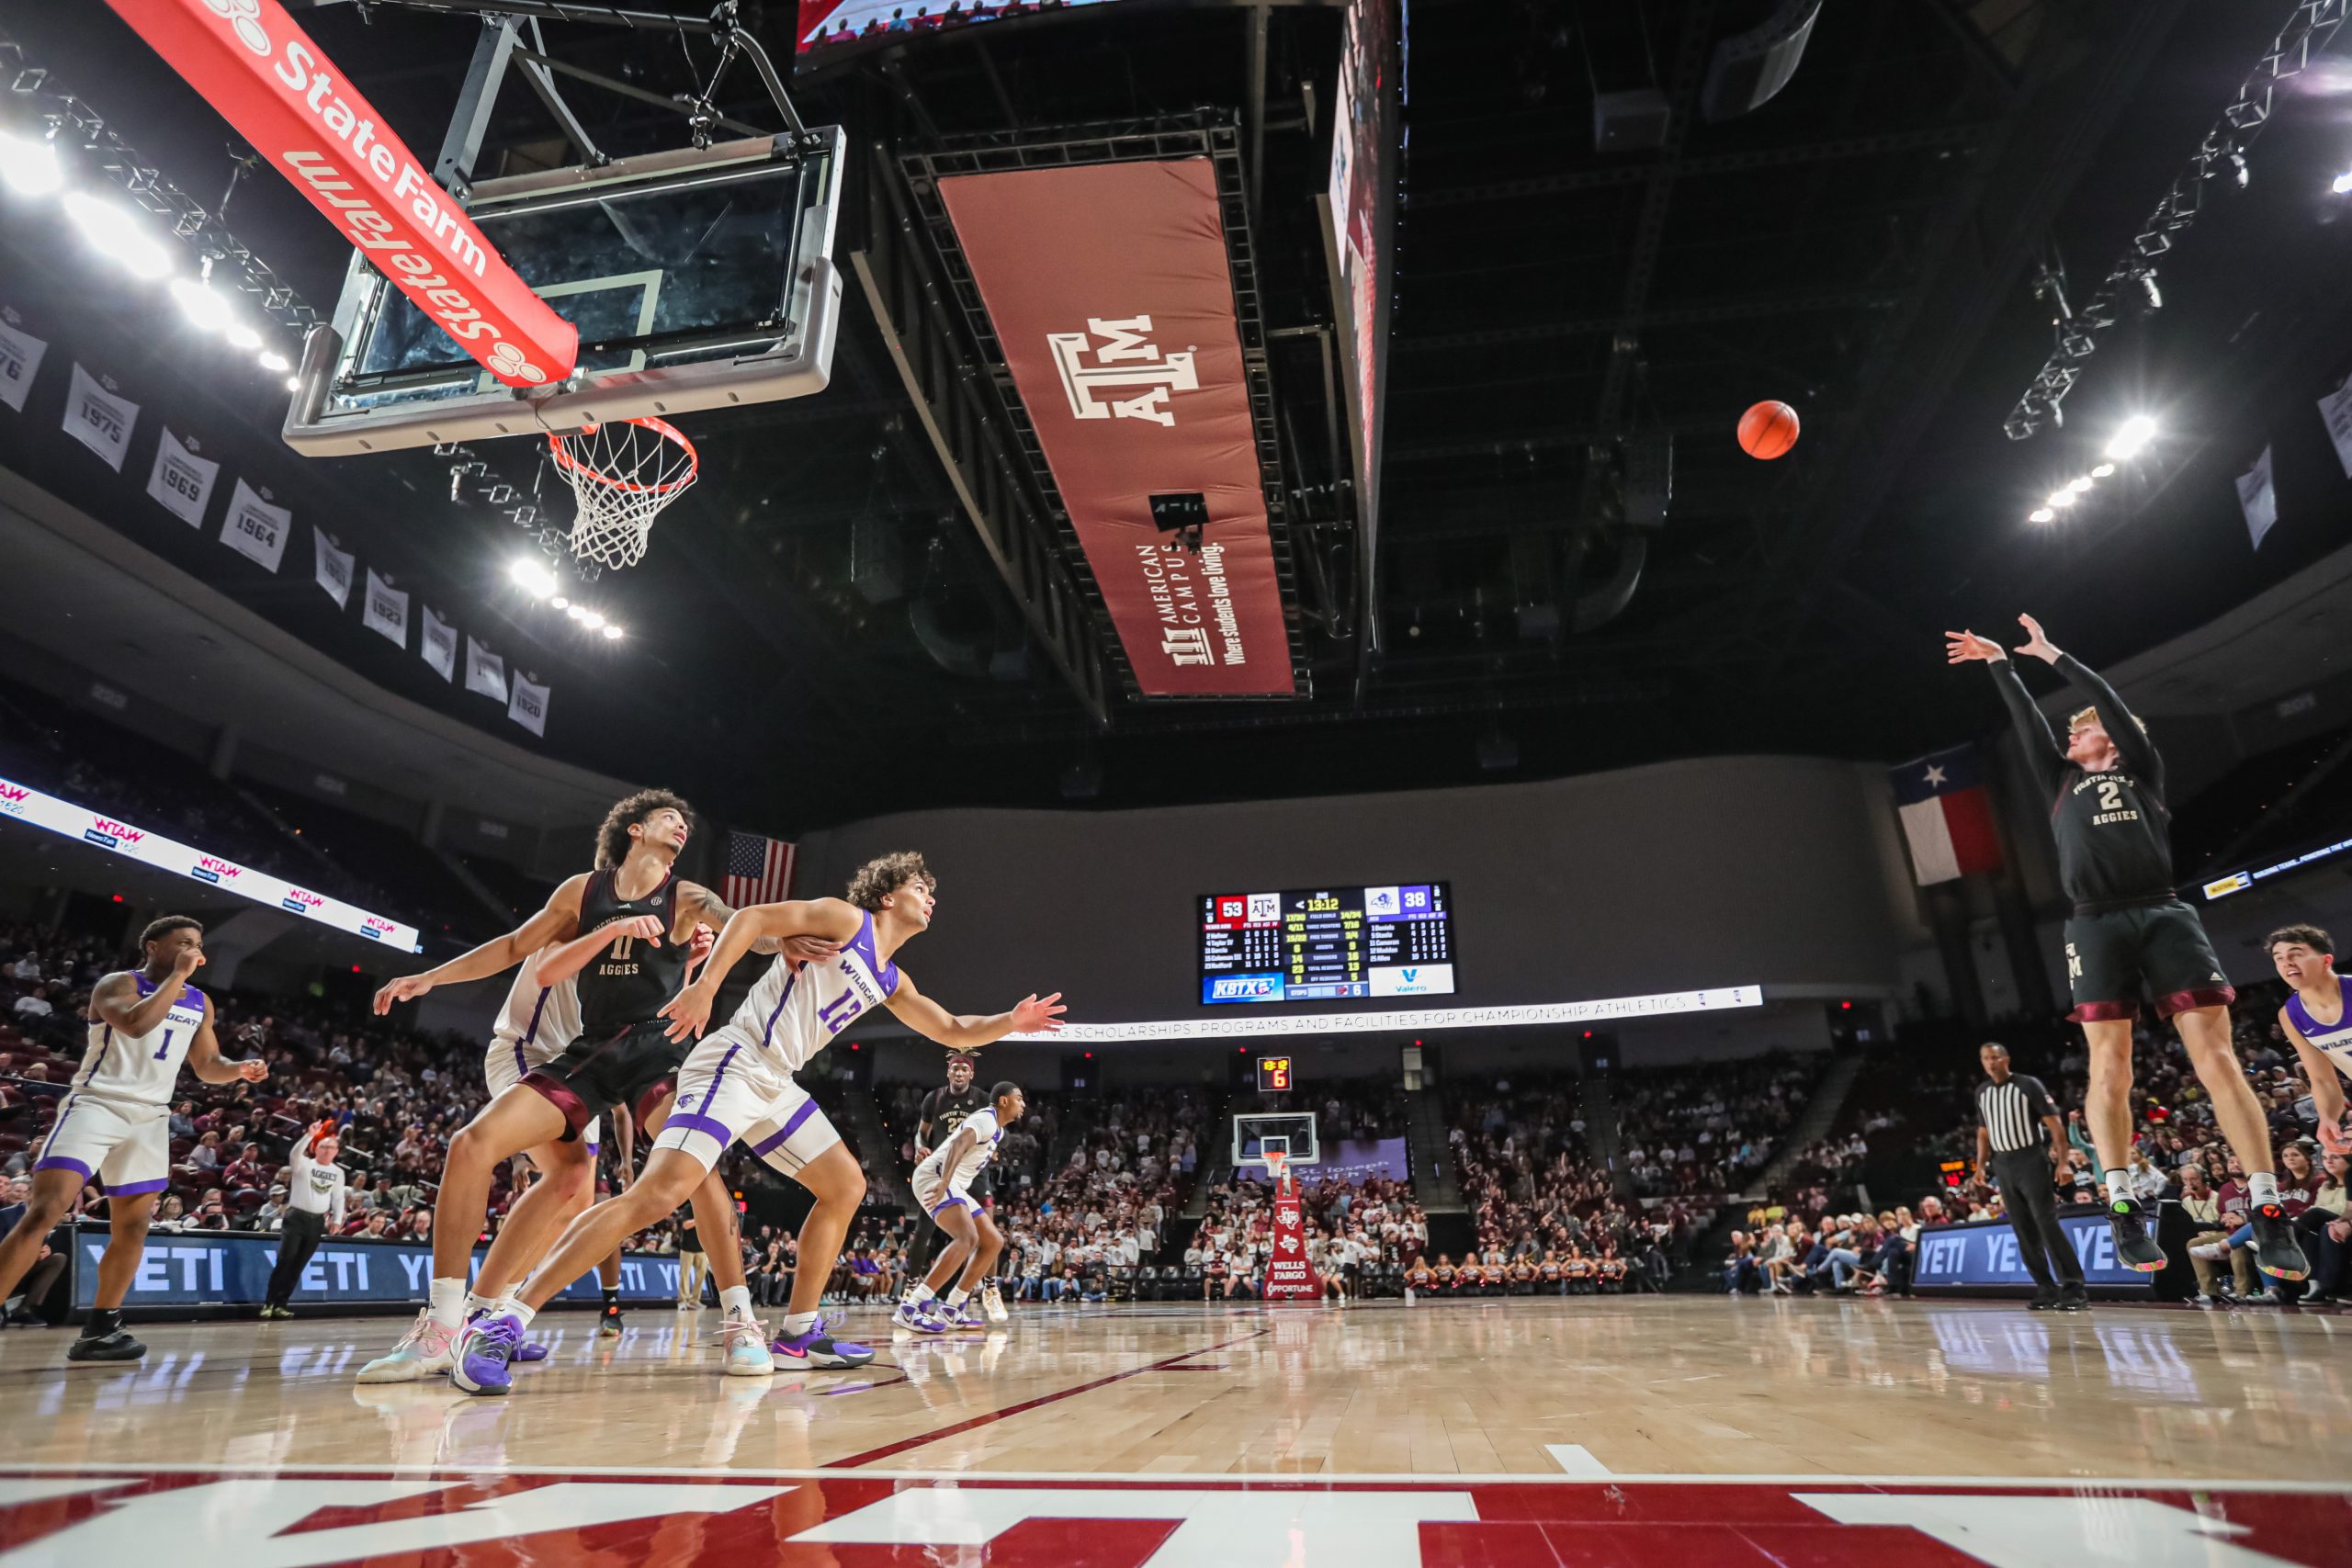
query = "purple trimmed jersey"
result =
(74, 971, 207, 1106)
(707, 908, 901, 1089)
(2288, 988, 2352, 1085)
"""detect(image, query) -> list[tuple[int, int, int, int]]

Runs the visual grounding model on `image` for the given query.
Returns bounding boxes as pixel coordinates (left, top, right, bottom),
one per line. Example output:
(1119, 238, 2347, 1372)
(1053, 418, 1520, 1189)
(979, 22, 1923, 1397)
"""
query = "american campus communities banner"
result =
(71, 1228, 680, 1309)
(0, 773, 421, 951)
(936, 160, 1295, 696)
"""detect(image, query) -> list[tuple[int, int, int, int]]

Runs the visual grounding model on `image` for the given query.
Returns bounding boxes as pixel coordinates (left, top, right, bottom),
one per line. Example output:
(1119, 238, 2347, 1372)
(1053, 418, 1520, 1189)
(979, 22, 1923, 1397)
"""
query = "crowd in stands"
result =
(803, 0, 1074, 52)
(1614, 1053, 1816, 1196)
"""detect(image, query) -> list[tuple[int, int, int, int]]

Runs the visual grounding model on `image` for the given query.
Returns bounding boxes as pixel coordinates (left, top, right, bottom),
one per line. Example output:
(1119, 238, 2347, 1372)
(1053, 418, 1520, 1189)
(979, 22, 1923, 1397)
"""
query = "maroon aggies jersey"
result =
(574, 866, 685, 1036)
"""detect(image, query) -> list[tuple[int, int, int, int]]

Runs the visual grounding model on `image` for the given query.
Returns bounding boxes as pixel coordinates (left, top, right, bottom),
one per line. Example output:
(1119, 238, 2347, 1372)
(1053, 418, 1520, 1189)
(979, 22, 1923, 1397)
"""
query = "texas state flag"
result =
(1891, 744, 2004, 886)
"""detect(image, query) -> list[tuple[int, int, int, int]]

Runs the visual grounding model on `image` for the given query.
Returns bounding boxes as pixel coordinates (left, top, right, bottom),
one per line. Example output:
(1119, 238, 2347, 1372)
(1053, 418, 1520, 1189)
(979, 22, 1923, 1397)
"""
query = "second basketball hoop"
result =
(547, 418, 699, 571)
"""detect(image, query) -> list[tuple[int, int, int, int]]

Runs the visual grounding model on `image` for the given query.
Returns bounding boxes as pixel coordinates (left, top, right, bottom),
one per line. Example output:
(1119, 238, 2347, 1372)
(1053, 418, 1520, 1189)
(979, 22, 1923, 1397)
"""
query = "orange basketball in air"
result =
(1737, 400, 1800, 460)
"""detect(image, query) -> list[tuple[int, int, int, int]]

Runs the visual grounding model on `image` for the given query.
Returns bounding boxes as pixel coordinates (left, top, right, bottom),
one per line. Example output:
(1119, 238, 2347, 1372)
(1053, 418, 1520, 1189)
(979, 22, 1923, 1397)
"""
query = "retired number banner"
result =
(936, 161, 1295, 696)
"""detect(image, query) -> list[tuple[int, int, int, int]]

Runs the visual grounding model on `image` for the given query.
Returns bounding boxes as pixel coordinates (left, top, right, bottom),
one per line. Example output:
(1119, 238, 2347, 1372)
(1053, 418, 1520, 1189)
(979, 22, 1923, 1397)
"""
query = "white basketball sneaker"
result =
(891, 1298, 939, 1334)
(981, 1280, 1009, 1323)
(356, 1309, 458, 1383)
(719, 1314, 775, 1376)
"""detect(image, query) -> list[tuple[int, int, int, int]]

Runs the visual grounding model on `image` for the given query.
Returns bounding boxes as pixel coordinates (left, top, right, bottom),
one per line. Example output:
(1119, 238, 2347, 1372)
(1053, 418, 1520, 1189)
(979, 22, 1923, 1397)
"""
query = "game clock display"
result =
(1200, 883, 1454, 1005)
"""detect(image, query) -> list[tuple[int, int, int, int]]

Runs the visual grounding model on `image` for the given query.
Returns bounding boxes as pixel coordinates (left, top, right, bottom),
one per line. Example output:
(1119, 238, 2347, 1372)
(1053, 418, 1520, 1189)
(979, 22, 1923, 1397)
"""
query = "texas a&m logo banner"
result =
(937, 160, 1295, 697)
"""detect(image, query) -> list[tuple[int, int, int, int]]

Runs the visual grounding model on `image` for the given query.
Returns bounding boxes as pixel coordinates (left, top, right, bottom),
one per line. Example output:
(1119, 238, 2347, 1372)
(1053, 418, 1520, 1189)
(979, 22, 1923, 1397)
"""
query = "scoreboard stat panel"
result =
(1200, 882, 1454, 1004)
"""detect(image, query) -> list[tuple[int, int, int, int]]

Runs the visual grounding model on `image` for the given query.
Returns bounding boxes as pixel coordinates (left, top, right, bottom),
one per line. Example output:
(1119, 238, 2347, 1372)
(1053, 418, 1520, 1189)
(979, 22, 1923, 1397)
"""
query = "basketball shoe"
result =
(2104, 1198, 2165, 1272)
(720, 1313, 775, 1376)
(451, 1312, 525, 1395)
(981, 1280, 1008, 1322)
(2250, 1204, 2309, 1281)
(771, 1314, 876, 1368)
(356, 1309, 458, 1382)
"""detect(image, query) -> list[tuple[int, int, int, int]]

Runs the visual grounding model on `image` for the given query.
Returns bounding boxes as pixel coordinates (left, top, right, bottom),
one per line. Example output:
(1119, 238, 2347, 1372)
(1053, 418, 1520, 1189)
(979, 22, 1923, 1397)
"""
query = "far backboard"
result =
(284, 130, 844, 456)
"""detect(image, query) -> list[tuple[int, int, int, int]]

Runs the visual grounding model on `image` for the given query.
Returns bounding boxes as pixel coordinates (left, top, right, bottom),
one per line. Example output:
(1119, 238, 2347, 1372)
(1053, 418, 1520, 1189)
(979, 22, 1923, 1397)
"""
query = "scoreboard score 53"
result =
(1257, 1055, 1294, 1092)
(1200, 882, 1455, 1004)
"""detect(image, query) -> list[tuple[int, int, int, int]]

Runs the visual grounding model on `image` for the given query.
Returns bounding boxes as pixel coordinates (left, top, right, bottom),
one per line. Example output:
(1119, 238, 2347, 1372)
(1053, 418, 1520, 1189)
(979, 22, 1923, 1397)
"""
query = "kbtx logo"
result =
(282, 887, 327, 916)
(191, 856, 243, 886)
(1048, 315, 1198, 426)
(84, 817, 143, 849)
(1208, 975, 1280, 1001)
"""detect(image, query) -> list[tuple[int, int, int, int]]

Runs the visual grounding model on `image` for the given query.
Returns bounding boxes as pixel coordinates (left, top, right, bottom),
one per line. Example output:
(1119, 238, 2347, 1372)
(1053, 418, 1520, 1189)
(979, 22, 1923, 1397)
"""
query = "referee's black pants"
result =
(1993, 1148, 2084, 1292)
(266, 1210, 328, 1308)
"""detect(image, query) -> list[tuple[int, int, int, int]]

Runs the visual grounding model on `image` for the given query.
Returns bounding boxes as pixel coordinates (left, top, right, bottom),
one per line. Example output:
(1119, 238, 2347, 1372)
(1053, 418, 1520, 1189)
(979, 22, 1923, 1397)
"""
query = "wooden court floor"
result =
(4, 1295, 2348, 1481)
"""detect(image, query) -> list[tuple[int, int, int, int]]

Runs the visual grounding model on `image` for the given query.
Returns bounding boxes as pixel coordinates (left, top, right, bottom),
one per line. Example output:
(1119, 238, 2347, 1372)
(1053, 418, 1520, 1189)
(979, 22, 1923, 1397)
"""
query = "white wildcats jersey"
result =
(492, 943, 583, 1075)
(2288, 988, 2352, 1083)
(75, 972, 207, 1105)
(916, 1105, 1003, 1189)
(722, 908, 901, 1075)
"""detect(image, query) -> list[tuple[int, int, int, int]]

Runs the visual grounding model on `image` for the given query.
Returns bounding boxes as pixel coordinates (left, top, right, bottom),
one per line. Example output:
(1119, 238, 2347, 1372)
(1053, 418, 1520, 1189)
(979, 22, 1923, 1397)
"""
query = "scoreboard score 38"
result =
(1200, 882, 1455, 1005)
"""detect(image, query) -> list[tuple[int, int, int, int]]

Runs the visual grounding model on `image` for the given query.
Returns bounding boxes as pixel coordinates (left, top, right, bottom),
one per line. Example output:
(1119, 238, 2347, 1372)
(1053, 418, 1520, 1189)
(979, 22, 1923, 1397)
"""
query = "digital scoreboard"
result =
(1200, 882, 1454, 1005)
(1257, 1055, 1295, 1093)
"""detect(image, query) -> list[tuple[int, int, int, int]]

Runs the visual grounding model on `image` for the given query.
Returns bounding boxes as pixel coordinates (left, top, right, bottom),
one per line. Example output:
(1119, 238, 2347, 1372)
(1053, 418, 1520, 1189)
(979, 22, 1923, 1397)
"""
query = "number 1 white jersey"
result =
(714, 908, 901, 1087)
(74, 972, 207, 1106)
(491, 942, 583, 1079)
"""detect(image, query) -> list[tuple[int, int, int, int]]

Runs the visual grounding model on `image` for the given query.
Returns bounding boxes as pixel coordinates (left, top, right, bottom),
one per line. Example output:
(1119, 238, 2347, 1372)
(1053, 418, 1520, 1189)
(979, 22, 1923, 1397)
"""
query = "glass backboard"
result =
(284, 130, 844, 456)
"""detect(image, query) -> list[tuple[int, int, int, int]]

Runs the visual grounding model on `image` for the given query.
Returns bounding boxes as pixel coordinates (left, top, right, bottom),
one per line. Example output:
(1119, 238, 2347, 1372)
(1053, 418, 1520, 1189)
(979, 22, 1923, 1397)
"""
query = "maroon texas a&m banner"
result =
(937, 161, 1295, 696)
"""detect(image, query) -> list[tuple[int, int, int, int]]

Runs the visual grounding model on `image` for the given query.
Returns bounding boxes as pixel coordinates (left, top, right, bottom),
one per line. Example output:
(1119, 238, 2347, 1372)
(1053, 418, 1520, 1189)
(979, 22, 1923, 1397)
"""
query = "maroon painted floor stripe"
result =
(830, 1329, 1271, 1469)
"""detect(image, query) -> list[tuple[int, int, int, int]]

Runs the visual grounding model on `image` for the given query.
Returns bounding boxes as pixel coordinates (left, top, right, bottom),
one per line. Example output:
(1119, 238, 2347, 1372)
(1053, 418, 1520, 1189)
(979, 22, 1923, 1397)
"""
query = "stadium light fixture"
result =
(225, 321, 262, 351)
(64, 191, 174, 279)
(2067, 476, 2094, 493)
(578, 609, 606, 630)
(2046, 490, 2076, 508)
(549, 595, 570, 611)
(2091, 463, 2116, 479)
(2029, 507, 2056, 524)
(0, 132, 62, 197)
(508, 558, 558, 599)
(602, 624, 624, 640)
(2104, 415, 2158, 461)
(2334, 170, 2352, 195)
(170, 276, 234, 333)
(258, 350, 290, 372)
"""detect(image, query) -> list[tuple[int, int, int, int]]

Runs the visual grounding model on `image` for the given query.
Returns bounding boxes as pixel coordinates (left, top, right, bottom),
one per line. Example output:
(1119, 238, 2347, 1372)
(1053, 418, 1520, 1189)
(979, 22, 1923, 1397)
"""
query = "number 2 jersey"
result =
(73, 971, 207, 1105)
(1992, 653, 2177, 909)
(707, 907, 902, 1095)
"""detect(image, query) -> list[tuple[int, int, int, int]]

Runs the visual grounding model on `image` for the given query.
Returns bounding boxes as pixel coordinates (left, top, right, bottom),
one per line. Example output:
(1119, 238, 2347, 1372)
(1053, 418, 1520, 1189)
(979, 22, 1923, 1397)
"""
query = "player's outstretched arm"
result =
(2282, 1011, 2348, 1153)
(1949, 625, 2065, 795)
(658, 897, 865, 1041)
(535, 912, 669, 987)
(183, 1001, 268, 1086)
(2024, 615, 2163, 784)
(372, 873, 590, 1013)
(90, 948, 204, 1040)
(676, 882, 843, 964)
(885, 976, 1066, 1049)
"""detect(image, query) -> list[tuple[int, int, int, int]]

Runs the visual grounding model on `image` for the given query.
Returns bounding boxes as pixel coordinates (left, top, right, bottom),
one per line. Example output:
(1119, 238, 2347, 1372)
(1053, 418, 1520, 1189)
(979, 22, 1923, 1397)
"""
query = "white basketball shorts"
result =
(32, 1091, 171, 1197)
(650, 1040, 839, 1179)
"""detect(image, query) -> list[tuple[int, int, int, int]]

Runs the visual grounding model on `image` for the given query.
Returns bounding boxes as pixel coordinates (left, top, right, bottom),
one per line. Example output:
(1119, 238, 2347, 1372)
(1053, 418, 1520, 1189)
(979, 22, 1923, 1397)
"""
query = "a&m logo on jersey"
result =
(282, 886, 327, 916)
(1048, 315, 1198, 426)
(191, 856, 243, 886)
(84, 817, 143, 850)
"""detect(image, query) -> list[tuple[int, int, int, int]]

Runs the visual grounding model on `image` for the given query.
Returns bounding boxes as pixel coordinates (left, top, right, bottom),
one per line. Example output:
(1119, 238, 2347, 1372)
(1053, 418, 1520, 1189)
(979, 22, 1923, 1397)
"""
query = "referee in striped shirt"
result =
(1973, 1043, 2087, 1310)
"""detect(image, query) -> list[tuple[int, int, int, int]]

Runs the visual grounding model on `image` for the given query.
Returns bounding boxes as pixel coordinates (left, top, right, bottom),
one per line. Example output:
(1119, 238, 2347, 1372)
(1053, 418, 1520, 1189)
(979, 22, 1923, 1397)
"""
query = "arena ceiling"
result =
(3, 1, 2349, 831)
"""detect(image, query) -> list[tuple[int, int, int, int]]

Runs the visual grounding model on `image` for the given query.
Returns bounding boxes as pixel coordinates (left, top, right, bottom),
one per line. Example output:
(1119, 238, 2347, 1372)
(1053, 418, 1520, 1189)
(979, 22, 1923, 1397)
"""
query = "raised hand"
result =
(236, 1059, 270, 1082)
(2319, 1117, 2350, 1157)
(372, 973, 433, 1015)
(606, 914, 666, 946)
(172, 947, 206, 978)
(2013, 614, 2061, 663)
(1944, 629, 2006, 664)
(781, 934, 843, 964)
(1012, 991, 1068, 1033)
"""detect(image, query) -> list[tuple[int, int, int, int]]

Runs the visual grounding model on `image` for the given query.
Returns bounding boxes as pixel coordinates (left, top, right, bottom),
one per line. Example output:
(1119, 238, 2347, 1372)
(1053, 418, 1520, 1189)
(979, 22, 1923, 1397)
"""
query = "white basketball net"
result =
(547, 417, 698, 571)
(1263, 1151, 1290, 1193)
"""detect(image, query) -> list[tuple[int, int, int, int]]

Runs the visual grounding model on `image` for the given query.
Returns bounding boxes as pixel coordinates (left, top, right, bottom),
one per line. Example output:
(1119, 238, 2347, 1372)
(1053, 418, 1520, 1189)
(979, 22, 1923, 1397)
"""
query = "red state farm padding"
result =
(937, 160, 1295, 697)
(103, 0, 576, 390)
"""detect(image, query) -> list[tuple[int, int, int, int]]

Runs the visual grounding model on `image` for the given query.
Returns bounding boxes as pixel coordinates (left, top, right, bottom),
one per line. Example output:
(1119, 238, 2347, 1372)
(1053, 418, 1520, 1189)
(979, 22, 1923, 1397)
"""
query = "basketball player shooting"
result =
(446, 852, 1063, 1393)
(1947, 615, 2307, 1281)
(2267, 926, 2351, 1154)
(0, 918, 267, 1364)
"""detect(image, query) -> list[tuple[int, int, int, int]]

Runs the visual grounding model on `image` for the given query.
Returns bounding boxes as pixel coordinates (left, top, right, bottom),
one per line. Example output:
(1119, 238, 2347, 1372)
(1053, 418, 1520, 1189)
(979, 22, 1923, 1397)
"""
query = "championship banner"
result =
(507, 670, 549, 736)
(61, 363, 138, 471)
(1261, 1178, 1321, 1301)
(0, 772, 420, 950)
(100, 0, 577, 389)
(937, 160, 1295, 696)
(421, 604, 458, 681)
(0, 318, 49, 412)
(2319, 368, 2352, 481)
(144, 428, 220, 528)
(362, 568, 408, 645)
(220, 478, 291, 572)
(465, 636, 508, 700)
(311, 527, 354, 606)
(2236, 444, 2277, 551)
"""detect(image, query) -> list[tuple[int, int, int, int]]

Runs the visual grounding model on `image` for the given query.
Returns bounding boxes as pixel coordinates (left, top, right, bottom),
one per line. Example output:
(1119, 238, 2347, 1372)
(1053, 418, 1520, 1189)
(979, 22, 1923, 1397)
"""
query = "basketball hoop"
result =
(1263, 1150, 1290, 1194)
(546, 417, 698, 570)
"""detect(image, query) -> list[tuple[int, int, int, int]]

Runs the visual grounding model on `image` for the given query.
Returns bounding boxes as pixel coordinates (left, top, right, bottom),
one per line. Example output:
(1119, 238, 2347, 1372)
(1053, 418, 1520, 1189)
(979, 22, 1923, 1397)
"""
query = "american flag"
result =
(721, 829, 796, 908)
